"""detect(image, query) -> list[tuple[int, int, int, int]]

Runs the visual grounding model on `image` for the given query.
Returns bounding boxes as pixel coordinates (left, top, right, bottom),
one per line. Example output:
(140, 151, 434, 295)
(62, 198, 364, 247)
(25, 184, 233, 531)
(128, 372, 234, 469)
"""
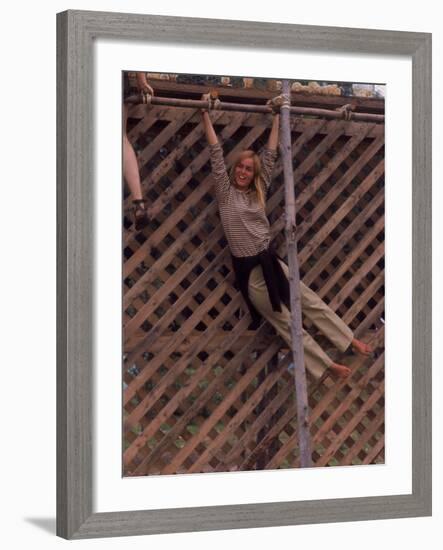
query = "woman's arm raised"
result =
(200, 96, 230, 200)
(259, 112, 280, 192)
(267, 112, 280, 151)
(201, 103, 219, 145)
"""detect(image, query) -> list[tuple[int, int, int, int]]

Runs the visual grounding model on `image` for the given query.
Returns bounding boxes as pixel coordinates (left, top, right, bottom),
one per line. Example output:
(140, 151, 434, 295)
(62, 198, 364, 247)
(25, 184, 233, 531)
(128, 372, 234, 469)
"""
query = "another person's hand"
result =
(136, 72, 154, 95)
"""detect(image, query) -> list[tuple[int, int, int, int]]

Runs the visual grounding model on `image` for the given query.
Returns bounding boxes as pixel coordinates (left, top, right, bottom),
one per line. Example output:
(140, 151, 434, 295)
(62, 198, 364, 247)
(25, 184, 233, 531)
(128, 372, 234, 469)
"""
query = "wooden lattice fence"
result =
(122, 93, 385, 476)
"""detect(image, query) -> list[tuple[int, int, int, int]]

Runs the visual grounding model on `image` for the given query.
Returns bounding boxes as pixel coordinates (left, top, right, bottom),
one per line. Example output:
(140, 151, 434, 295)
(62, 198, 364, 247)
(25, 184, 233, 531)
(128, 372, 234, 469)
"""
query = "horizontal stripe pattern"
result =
(208, 142, 277, 257)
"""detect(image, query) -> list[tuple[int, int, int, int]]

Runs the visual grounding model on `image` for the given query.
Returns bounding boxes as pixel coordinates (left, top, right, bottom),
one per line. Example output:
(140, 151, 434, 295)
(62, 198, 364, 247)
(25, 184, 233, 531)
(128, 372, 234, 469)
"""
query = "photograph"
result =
(122, 70, 386, 477)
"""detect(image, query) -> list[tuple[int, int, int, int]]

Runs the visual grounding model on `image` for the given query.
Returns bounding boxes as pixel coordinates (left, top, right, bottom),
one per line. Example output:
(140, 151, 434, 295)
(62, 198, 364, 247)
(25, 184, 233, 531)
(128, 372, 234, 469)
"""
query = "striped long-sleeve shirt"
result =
(208, 142, 277, 257)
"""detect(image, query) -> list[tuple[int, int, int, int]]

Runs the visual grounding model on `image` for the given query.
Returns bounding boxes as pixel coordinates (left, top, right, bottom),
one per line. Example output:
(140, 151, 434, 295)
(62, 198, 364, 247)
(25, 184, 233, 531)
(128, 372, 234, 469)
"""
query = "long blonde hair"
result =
(229, 150, 266, 208)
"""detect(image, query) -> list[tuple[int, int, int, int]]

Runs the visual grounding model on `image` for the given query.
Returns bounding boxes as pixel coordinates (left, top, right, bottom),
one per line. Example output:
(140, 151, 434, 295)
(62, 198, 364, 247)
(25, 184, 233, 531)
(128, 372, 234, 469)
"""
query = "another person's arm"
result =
(135, 72, 154, 95)
(123, 72, 153, 229)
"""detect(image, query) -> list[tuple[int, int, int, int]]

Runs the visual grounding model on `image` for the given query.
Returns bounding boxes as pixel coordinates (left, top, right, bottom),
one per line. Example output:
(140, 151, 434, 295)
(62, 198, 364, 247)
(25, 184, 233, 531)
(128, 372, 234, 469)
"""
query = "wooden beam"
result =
(126, 93, 384, 123)
(127, 77, 385, 112)
(280, 80, 312, 468)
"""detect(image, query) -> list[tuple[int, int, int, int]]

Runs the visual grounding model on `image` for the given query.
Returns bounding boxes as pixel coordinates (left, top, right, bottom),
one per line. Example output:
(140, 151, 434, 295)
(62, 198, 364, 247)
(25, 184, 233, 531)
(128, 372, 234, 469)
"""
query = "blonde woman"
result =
(201, 99, 371, 379)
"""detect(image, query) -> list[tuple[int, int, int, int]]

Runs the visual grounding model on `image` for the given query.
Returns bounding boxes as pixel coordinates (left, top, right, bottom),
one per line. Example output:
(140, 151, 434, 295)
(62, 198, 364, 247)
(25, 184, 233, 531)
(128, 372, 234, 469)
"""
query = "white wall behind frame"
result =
(1, 1, 439, 550)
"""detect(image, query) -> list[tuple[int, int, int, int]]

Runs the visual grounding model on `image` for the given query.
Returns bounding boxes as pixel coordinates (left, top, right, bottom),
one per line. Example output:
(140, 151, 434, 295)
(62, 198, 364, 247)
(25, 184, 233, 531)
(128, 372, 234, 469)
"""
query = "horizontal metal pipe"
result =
(125, 94, 384, 123)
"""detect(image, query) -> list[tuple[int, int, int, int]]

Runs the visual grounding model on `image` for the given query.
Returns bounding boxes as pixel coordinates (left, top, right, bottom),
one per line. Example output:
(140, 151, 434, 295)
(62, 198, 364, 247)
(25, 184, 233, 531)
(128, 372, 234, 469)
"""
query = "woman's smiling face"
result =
(234, 157, 255, 190)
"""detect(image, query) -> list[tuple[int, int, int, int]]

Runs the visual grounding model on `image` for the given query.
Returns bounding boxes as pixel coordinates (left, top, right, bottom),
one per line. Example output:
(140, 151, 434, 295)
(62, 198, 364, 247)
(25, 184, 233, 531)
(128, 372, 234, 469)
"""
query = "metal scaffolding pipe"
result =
(279, 80, 312, 468)
(125, 94, 384, 123)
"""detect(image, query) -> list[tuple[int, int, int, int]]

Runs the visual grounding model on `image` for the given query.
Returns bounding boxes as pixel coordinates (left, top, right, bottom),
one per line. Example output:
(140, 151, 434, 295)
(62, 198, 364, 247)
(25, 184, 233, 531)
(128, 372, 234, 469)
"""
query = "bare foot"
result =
(330, 363, 351, 378)
(351, 338, 373, 356)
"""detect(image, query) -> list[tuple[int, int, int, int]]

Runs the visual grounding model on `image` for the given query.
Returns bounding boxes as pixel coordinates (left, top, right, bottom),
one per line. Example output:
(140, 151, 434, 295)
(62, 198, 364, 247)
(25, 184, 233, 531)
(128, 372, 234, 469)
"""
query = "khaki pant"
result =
(248, 260, 353, 379)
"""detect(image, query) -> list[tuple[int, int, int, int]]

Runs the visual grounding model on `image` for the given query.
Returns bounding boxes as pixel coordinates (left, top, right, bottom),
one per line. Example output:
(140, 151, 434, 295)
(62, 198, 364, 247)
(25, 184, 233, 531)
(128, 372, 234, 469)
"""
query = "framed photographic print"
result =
(57, 9, 431, 539)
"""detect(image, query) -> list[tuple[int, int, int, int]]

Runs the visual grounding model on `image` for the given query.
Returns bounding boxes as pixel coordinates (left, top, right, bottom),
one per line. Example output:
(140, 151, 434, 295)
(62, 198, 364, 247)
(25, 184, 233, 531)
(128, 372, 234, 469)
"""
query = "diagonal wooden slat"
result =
(124, 279, 231, 404)
(123, 202, 219, 309)
(298, 159, 384, 263)
(265, 353, 384, 469)
(132, 323, 274, 474)
(161, 339, 282, 474)
(302, 188, 384, 286)
(124, 301, 252, 466)
(137, 109, 197, 166)
(339, 409, 385, 466)
(267, 135, 384, 245)
(187, 361, 286, 473)
(362, 432, 385, 464)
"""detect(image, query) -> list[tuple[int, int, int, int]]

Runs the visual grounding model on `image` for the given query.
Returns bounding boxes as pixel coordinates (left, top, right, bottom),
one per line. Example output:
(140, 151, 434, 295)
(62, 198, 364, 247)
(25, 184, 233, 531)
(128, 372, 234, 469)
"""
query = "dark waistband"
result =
(231, 246, 290, 325)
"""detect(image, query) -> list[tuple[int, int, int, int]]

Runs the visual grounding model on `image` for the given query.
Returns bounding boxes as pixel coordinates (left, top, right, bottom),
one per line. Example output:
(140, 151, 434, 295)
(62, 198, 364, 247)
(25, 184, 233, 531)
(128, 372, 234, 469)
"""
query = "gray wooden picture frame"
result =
(56, 9, 432, 540)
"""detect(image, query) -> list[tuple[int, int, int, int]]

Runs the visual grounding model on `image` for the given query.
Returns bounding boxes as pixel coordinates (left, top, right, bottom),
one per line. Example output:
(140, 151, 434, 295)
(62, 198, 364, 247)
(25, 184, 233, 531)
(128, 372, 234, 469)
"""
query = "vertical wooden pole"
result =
(255, 364, 267, 470)
(255, 353, 279, 470)
(279, 80, 312, 468)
